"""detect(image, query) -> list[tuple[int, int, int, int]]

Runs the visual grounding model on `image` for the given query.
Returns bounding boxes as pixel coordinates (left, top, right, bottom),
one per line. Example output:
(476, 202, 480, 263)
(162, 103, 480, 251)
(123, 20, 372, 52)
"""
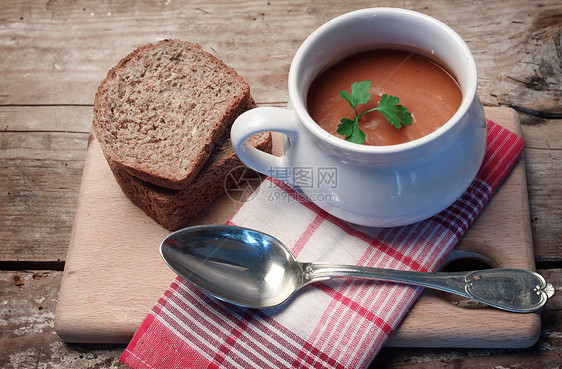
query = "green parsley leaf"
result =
(339, 81, 372, 110)
(338, 90, 353, 106)
(337, 117, 366, 144)
(349, 81, 372, 107)
(375, 94, 413, 129)
(338, 81, 413, 144)
(348, 124, 367, 144)
(336, 117, 355, 137)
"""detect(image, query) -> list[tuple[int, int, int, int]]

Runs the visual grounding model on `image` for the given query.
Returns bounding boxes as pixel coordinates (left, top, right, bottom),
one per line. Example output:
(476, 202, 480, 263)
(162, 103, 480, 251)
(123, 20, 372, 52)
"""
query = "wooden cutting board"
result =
(55, 107, 540, 348)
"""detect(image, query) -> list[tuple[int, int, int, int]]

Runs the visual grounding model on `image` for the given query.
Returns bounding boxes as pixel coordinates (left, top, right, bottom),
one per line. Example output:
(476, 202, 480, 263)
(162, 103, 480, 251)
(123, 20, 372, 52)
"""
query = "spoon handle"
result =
(302, 264, 554, 313)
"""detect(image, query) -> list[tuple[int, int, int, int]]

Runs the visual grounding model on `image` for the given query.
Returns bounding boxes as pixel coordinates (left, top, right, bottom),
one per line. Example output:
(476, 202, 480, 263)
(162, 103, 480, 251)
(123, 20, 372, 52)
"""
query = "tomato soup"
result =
(307, 49, 462, 146)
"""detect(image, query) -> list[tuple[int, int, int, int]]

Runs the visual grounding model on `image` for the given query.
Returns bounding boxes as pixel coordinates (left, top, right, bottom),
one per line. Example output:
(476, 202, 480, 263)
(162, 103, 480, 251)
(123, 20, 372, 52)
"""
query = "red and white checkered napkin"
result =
(121, 121, 525, 369)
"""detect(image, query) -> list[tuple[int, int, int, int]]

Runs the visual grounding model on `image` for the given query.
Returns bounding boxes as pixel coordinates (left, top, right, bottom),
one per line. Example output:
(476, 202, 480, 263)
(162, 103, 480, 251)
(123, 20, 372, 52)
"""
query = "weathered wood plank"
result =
(518, 115, 562, 263)
(525, 147, 562, 263)
(520, 115, 562, 150)
(0, 113, 559, 263)
(0, 0, 559, 112)
(0, 271, 125, 368)
(0, 105, 93, 132)
(0, 131, 88, 262)
(0, 106, 91, 261)
(0, 269, 559, 368)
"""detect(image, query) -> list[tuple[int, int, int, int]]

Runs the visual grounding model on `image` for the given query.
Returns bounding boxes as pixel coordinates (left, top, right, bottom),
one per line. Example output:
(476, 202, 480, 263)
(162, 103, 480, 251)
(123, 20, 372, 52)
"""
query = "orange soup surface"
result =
(307, 49, 462, 146)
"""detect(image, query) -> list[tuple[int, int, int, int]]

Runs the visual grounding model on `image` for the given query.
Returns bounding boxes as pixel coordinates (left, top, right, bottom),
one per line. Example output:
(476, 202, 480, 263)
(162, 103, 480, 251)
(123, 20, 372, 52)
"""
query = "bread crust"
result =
(109, 130, 272, 230)
(93, 39, 251, 190)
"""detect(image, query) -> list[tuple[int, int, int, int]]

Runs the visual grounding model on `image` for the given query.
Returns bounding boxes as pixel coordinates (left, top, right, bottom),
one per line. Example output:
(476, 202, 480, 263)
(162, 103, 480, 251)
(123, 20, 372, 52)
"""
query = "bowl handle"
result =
(231, 107, 300, 183)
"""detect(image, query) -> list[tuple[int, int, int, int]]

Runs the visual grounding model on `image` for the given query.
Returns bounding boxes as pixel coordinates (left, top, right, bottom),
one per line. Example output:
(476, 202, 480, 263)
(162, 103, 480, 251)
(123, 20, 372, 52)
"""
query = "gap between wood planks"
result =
(0, 261, 65, 271)
(511, 105, 562, 119)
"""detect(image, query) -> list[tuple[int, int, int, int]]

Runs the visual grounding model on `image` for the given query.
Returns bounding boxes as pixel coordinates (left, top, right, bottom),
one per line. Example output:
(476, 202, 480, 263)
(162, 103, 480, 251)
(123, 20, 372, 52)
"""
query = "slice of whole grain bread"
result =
(108, 129, 272, 231)
(93, 39, 251, 190)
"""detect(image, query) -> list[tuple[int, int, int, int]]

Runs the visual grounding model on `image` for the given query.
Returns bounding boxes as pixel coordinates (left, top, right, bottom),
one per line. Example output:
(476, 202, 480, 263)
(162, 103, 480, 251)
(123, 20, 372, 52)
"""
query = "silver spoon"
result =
(160, 225, 554, 312)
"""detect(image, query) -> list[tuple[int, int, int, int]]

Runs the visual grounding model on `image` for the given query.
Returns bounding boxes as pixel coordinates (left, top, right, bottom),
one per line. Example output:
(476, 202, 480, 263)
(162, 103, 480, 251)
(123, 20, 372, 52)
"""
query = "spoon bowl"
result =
(160, 225, 304, 307)
(160, 225, 554, 312)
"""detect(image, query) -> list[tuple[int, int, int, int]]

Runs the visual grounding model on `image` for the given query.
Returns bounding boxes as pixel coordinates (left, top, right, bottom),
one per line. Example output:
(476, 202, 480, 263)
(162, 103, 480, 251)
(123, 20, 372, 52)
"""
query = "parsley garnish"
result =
(337, 81, 413, 144)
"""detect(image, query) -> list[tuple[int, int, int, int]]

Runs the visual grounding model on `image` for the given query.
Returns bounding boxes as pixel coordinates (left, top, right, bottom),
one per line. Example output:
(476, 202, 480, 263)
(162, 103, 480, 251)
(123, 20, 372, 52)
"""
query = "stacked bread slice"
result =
(93, 39, 271, 230)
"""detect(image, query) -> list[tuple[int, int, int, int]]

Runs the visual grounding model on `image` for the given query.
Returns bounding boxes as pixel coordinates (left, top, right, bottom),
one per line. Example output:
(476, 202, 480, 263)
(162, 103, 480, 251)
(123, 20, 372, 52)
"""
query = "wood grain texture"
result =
(0, 105, 93, 132)
(0, 0, 559, 112)
(518, 112, 562, 263)
(0, 131, 88, 261)
(0, 271, 125, 368)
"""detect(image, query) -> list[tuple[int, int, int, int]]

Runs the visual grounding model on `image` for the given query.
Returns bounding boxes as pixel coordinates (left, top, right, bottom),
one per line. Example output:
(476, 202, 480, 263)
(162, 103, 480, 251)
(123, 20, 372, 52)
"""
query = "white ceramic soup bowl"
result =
(231, 8, 487, 227)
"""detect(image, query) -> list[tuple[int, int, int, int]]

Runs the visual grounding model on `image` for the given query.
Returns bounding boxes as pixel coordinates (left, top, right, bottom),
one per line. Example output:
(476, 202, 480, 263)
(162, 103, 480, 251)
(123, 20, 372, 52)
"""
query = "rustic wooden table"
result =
(1, 1, 560, 368)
